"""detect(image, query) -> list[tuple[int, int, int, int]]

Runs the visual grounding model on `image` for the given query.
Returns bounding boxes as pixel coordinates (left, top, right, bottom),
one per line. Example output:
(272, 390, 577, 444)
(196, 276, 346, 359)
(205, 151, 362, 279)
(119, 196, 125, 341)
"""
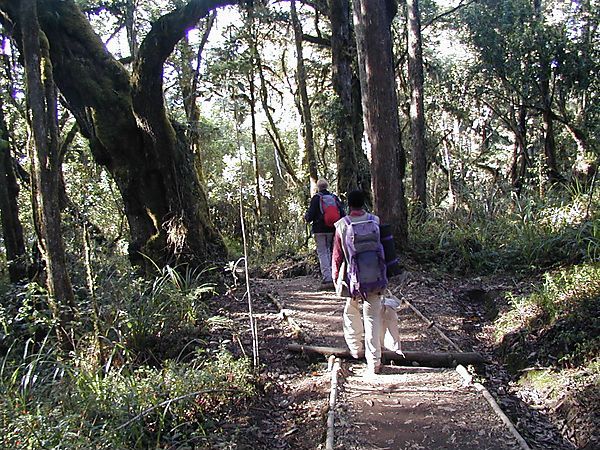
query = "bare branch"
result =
(423, 0, 478, 30)
(134, 0, 236, 98)
(302, 33, 330, 47)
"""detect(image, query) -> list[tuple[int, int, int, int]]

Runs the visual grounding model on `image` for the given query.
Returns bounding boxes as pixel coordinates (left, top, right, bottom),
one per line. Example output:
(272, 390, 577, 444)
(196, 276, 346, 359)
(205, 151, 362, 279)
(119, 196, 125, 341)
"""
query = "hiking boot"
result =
(319, 280, 334, 290)
(366, 363, 382, 376)
(349, 350, 365, 359)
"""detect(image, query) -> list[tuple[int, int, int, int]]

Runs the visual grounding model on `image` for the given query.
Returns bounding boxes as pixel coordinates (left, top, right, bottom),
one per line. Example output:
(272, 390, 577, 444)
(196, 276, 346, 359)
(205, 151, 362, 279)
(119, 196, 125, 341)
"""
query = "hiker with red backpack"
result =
(304, 179, 345, 288)
(332, 190, 388, 375)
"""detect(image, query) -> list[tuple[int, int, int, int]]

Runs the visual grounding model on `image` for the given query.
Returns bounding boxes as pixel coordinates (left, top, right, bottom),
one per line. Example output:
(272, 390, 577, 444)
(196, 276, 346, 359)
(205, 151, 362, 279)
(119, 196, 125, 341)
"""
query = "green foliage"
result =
(517, 368, 563, 396)
(0, 261, 254, 450)
(62, 135, 125, 244)
(410, 183, 600, 274)
(495, 262, 600, 373)
(1, 282, 54, 342)
(0, 348, 254, 449)
(119, 263, 216, 351)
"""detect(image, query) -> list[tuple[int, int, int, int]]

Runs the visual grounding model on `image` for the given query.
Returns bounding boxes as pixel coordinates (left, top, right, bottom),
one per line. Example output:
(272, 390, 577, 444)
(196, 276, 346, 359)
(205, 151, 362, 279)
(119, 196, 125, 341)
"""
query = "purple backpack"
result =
(344, 214, 388, 297)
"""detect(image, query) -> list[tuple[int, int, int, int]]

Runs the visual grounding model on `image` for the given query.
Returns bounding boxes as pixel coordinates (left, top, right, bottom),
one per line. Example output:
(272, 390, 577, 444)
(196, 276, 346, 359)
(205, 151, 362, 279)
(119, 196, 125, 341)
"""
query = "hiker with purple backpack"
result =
(332, 190, 388, 375)
(304, 179, 345, 289)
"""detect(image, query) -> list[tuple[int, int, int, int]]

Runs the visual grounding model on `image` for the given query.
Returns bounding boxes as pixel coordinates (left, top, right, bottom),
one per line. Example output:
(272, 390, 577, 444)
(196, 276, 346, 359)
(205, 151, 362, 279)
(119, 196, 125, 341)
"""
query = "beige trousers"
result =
(343, 293, 382, 370)
(381, 305, 401, 352)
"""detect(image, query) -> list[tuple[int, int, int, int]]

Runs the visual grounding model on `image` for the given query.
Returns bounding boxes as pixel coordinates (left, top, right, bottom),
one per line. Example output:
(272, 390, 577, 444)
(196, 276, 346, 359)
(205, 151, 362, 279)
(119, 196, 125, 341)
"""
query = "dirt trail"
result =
(257, 275, 524, 449)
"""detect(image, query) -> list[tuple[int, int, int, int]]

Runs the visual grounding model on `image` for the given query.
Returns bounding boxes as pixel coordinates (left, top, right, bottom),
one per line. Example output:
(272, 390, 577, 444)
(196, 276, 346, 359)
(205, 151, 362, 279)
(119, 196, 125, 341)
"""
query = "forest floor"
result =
(208, 263, 596, 449)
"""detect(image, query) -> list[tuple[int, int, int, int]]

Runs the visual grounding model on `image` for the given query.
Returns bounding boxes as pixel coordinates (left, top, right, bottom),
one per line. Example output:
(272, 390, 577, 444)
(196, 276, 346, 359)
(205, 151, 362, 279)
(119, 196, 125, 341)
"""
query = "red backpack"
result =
(319, 193, 341, 227)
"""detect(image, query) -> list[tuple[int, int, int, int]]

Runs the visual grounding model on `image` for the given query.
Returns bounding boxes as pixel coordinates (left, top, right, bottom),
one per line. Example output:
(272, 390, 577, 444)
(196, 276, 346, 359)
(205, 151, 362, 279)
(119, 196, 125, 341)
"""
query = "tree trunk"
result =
(0, 96, 27, 282)
(509, 102, 529, 194)
(125, 0, 138, 59)
(442, 139, 457, 210)
(352, 74, 373, 207)
(533, 0, 560, 183)
(329, 0, 368, 202)
(248, 9, 262, 220)
(256, 50, 302, 186)
(249, 75, 262, 219)
(287, 344, 486, 367)
(291, 0, 319, 193)
(508, 101, 529, 196)
(353, 0, 408, 249)
(407, 0, 427, 217)
(541, 98, 560, 181)
(1, 0, 232, 269)
(21, 0, 75, 349)
(329, 0, 358, 199)
(178, 15, 215, 185)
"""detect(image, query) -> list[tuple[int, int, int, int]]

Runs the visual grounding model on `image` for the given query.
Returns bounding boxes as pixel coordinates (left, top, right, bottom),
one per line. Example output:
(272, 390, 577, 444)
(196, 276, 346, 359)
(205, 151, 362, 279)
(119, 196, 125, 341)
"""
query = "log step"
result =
(287, 344, 486, 367)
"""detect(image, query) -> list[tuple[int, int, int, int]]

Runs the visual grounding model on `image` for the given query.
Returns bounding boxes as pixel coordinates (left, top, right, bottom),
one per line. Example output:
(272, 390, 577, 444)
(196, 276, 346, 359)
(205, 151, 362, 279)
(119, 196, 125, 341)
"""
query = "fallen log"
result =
(287, 344, 486, 367)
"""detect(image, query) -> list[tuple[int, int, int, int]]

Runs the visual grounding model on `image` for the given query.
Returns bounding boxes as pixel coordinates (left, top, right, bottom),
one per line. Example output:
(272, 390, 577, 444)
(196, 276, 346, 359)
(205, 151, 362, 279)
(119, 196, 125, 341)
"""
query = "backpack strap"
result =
(316, 192, 323, 214)
(334, 194, 341, 207)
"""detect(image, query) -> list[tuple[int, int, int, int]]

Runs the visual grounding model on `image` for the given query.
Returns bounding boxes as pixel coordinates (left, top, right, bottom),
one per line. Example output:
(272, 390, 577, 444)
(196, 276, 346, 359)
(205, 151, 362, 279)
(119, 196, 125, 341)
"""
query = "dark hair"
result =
(347, 190, 365, 208)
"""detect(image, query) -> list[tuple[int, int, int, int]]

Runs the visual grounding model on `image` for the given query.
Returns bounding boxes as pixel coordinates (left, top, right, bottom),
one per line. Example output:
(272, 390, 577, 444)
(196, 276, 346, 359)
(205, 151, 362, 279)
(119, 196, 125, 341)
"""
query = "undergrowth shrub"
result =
(495, 262, 600, 370)
(0, 262, 255, 450)
(409, 187, 600, 274)
(0, 348, 254, 449)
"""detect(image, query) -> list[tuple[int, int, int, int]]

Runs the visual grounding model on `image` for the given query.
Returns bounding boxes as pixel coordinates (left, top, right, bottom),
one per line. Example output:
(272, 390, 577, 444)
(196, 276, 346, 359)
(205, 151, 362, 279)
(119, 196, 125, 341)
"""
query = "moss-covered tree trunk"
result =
(178, 14, 215, 186)
(0, 97, 27, 282)
(0, 0, 231, 268)
(533, 0, 560, 184)
(329, 0, 372, 203)
(21, 0, 75, 349)
(247, 9, 263, 220)
(509, 103, 529, 194)
(407, 0, 427, 217)
(291, 0, 319, 193)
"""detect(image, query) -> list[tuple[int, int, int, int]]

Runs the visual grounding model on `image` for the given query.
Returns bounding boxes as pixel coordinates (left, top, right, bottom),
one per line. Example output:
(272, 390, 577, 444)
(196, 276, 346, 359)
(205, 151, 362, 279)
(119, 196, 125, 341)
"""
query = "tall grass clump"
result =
(495, 262, 600, 368)
(409, 183, 600, 274)
(0, 261, 255, 450)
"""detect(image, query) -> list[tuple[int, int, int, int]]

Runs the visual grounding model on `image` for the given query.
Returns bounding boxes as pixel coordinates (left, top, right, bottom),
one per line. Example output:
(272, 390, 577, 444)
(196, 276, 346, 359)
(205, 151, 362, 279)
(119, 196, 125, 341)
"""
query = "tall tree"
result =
(125, 0, 139, 59)
(0, 0, 232, 269)
(0, 96, 27, 282)
(353, 0, 408, 248)
(177, 14, 216, 185)
(407, 0, 427, 216)
(256, 47, 302, 186)
(20, 0, 75, 348)
(329, 0, 371, 201)
(291, 0, 319, 192)
(552, 0, 600, 172)
(460, 0, 542, 192)
(508, 102, 530, 193)
(533, 0, 560, 183)
(247, 7, 263, 219)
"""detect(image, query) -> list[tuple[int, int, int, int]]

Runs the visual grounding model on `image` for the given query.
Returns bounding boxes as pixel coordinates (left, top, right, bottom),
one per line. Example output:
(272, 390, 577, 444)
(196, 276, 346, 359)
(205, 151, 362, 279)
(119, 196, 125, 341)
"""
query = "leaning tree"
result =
(0, 0, 238, 268)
